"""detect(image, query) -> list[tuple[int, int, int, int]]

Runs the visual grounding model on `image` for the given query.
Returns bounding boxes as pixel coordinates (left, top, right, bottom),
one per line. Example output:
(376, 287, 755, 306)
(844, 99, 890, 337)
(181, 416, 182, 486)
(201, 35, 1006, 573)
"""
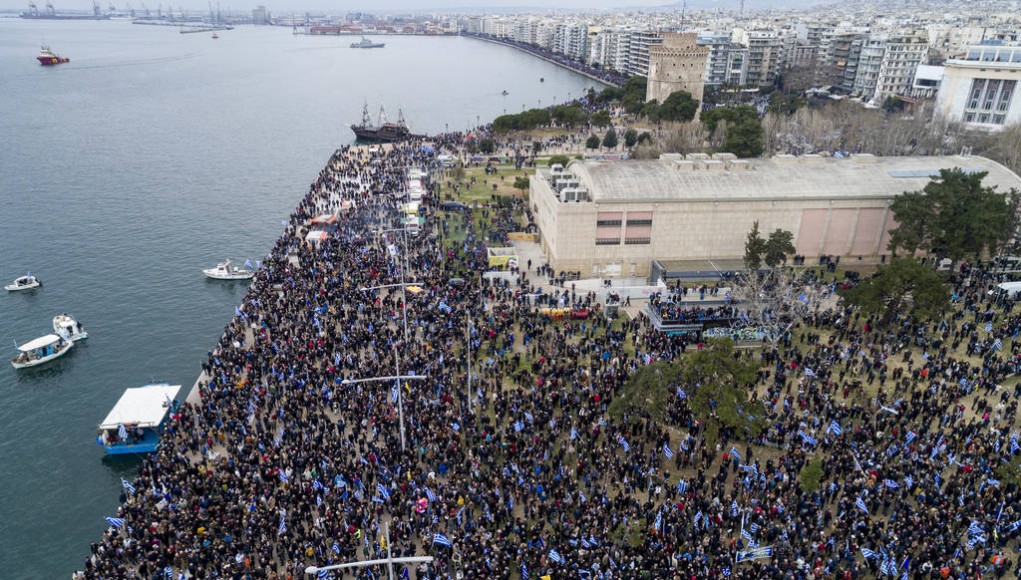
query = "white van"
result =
(990, 281, 1021, 299)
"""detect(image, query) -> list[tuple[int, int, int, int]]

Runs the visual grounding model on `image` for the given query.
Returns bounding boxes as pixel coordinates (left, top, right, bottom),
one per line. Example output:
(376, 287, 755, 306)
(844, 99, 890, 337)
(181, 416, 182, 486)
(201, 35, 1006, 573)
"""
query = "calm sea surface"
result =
(0, 20, 595, 577)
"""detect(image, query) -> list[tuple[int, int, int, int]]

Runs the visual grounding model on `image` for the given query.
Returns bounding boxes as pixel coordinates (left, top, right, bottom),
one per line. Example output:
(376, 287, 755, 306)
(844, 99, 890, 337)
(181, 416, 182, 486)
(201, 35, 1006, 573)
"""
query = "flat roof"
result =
(562, 155, 1021, 203)
(100, 384, 181, 429)
(18, 334, 61, 351)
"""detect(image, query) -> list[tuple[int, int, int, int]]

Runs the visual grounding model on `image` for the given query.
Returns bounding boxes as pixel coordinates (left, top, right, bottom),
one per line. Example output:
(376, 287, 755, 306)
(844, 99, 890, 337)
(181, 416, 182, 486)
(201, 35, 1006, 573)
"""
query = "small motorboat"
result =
(5, 273, 41, 292)
(12, 334, 73, 369)
(211, 33, 219, 39)
(203, 258, 254, 280)
(540, 77, 544, 82)
(501, 90, 509, 96)
(53, 313, 88, 342)
(98, 383, 182, 454)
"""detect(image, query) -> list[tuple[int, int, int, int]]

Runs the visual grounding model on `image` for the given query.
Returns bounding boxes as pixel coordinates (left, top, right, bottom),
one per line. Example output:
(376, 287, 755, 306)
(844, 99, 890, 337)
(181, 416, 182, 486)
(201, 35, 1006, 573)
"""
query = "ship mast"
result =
(397, 108, 406, 127)
(361, 101, 371, 127)
(378, 105, 388, 126)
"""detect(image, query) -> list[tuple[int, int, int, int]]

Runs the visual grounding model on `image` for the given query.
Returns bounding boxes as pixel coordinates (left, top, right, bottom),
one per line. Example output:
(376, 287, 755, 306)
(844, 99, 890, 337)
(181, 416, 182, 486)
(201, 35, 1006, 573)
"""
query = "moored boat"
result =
(349, 102, 411, 143)
(12, 334, 73, 368)
(37, 45, 70, 65)
(203, 258, 254, 280)
(350, 36, 384, 48)
(97, 383, 182, 454)
(53, 313, 88, 342)
(5, 273, 41, 292)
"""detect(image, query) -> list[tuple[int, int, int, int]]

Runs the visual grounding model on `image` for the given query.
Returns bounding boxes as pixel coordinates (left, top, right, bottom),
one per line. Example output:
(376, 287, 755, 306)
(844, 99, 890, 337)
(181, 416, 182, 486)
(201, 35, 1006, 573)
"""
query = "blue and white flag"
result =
(617, 435, 629, 453)
(570, 427, 577, 440)
(827, 420, 842, 436)
(676, 479, 688, 494)
(433, 533, 452, 547)
(663, 443, 674, 459)
(730, 500, 739, 517)
(332, 541, 340, 554)
(104, 516, 125, 528)
(905, 431, 917, 445)
(279, 471, 290, 483)
(278, 512, 286, 534)
(377, 483, 391, 501)
(861, 548, 878, 560)
(903, 474, 914, 489)
(855, 497, 869, 514)
(391, 384, 399, 403)
(986, 321, 993, 332)
(121, 478, 136, 495)
(425, 487, 437, 502)
(654, 509, 663, 532)
(164, 566, 173, 578)
(736, 546, 772, 562)
(548, 549, 564, 564)
(244, 258, 254, 270)
(520, 563, 529, 579)
(118, 423, 128, 440)
(804, 368, 815, 378)
(730, 447, 741, 461)
(993, 338, 1004, 351)
(884, 479, 900, 489)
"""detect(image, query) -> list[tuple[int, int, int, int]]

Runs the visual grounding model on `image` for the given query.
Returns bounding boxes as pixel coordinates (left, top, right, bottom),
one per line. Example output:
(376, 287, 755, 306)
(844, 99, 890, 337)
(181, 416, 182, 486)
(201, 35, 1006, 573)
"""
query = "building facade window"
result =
(625, 237, 651, 245)
(596, 238, 621, 245)
(966, 78, 1016, 124)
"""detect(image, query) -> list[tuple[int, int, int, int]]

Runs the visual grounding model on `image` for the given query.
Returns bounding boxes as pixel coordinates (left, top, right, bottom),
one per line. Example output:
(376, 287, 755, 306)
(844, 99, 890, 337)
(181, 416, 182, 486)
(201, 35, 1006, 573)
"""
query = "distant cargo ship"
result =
(350, 36, 385, 49)
(349, 103, 411, 143)
(37, 46, 70, 65)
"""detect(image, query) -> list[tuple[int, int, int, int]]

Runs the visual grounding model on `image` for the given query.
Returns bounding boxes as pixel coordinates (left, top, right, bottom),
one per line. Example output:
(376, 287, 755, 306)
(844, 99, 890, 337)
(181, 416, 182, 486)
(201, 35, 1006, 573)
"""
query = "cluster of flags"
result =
(736, 546, 772, 562)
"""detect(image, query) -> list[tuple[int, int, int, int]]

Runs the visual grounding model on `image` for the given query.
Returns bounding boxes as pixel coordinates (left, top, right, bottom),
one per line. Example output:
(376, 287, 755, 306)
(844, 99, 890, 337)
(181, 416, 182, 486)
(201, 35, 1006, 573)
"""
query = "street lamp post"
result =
(304, 523, 433, 579)
(342, 368, 427, 453)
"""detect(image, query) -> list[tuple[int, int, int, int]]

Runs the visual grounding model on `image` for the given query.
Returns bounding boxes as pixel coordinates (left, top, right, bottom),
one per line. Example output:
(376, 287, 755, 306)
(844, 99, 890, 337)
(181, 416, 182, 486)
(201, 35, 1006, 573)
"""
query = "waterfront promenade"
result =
(77, 135, 1021, 579)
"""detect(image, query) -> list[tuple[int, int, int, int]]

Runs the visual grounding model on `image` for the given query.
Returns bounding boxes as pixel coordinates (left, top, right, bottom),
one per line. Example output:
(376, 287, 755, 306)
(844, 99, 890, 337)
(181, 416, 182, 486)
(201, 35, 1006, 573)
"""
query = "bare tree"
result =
(727, 268, 815, 349)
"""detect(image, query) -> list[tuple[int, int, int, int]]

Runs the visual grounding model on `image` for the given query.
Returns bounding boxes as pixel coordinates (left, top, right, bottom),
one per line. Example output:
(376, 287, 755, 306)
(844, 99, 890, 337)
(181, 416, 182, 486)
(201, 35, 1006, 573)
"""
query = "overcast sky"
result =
(2, 0, 793, 14)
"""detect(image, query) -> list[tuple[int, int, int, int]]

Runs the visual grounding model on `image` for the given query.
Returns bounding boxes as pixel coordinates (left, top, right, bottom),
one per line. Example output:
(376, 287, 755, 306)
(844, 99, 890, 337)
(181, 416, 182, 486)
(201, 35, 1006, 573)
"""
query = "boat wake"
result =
(58, 52, 202, 71)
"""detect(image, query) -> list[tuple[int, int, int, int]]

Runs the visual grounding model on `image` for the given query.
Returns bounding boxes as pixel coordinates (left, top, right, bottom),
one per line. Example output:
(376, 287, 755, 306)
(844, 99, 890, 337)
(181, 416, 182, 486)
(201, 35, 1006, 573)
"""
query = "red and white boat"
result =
(37, 46, 70, 66)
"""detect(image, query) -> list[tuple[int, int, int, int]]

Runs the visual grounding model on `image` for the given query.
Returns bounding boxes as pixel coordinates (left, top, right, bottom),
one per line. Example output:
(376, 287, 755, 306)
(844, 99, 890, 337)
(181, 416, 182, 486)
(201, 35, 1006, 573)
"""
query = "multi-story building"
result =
(698, 34, 748, 86)
(646, 32, 710, 104)
(873, 33, 929, 102)
(852, 36, 887, 100)
(733, 29, 784, 87)
(935, 42, 1021, 131)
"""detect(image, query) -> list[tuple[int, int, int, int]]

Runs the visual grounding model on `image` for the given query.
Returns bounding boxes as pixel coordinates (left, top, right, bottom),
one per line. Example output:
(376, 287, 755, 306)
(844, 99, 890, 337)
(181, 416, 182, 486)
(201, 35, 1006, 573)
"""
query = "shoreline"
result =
(462, 34, 619, 89)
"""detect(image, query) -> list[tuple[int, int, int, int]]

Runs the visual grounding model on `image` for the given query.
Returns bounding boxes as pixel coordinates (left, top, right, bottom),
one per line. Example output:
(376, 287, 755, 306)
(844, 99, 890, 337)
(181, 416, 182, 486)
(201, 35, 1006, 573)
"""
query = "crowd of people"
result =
(75, 135, 1021, 580)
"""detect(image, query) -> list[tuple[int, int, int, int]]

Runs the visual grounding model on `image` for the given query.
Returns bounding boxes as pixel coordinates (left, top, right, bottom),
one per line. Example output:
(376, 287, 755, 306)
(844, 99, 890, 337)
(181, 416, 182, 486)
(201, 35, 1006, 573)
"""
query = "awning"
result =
(99, 384, 182, 429)
(305, 230, 329, 243)
(18, 334, 61, 352)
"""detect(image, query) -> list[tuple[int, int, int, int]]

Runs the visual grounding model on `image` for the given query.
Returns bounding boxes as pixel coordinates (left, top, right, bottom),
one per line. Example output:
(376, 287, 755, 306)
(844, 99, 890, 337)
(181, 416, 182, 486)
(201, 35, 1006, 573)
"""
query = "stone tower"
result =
(646, 32, 710, 106)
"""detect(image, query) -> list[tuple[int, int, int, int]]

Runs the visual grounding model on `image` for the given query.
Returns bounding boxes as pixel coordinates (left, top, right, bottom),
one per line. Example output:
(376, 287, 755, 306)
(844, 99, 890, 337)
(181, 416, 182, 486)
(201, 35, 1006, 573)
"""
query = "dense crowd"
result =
(75, 137, 1021, 580)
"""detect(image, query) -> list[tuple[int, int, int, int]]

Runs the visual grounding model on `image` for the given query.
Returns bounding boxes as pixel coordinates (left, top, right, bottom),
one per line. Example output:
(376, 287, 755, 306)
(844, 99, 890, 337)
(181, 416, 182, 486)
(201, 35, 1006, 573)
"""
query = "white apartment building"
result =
(732, 29, 785, 86)
(698, 34, 748, 86)
(873, 34, 929, 102)
(935, 43, 1021, 131)
(852, 36, 886, 100)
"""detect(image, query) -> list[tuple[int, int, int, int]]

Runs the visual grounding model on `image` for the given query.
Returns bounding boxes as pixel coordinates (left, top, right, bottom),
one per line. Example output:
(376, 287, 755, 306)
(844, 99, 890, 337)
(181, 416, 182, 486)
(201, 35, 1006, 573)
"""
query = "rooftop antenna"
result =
(740, 0, 745, 15)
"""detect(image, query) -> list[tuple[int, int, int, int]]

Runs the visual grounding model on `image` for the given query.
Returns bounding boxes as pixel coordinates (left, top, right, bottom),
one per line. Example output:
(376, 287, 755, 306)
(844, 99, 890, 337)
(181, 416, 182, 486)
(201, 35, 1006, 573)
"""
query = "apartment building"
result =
(873, 34, 929, 102)
(935, 42, 1021, 130)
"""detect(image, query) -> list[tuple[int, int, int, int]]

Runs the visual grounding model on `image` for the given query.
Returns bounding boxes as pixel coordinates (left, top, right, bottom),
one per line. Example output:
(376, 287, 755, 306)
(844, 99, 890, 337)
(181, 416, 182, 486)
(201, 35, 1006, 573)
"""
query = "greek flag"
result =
(677, 479, 688, 494)
(279, 471, 289, 483)
(234, 305, 247, 320)
(433, 533, 452, 547)
(104, 516, 125, 528)
(986, 321, 993, 332)
(884, 479, 900, 489)
(736, 546, 772, 562)
(968, 520, 985, 536)
(520, 563, 529, 579)
(244, 258, 254, 270)
(994, 338, 1004, 351)
(570, 427, 577, 440)
(861, 548, 878, 560)
(118, 423, 128, 440)
(654, 509, 662, 532)
(121, 478, 136, 495)
(581, 537, 592, 548)
(663, 443, 674, 459)
(316, 570, 328, 579)
(425, 487, 437, 502)
(377, 483, 391, 501)
(391, 384, 399, 403)
(513, 420, 524, 432)
(804, 367, 815, 378)
(524, 412, 534, 423)
(750, 523, 760, 534)
(741, 528, 753, 541)
(730, 447, 741, 461)
(798, 292, 809, 304)
(730, 500, 739, 517)
(278, 513, 286, 534)
(827, 420, 842, 436)
(903, 474, 914, 488)
(967, 534, 988, 549)
(548, 549, 564, 564)
(855, 497, 869, 514)
(1011, 434, 1020, 455)
(437, 301, 452, 314)
(617, 435, 629, 453)
(905, 431, 917, 444)
(1006, 519, 1021, 534)
(164, 567, 173, 578)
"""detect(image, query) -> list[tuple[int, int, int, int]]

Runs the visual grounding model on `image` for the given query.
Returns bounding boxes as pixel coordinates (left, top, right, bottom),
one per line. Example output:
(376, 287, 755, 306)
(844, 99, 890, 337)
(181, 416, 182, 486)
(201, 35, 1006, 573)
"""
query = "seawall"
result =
(463, 34, 619, 89)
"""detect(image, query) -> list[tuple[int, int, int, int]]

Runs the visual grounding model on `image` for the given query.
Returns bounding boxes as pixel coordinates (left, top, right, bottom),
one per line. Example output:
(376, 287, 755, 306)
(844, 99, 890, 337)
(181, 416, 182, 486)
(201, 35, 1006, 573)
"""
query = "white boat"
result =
(53, 313, 88, 342)
(202, 259, 254, 280)
(12, 334, 73, 369)
(5, 273, 41, 292)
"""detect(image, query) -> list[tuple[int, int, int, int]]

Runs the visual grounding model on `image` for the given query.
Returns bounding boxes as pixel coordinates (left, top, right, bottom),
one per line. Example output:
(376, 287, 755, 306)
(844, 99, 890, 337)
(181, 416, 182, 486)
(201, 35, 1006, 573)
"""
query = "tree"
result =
(609, 361, 681, 424)
(591, 110, 612, 128)
(722, 119, 764, 158)
(547, 155, 570, 167)
(840, 258, 949, 324)
(888, 169, 1012, 260)
(744, 221, 767, 270)
(658, 90, 699, 123)
(637, 131, 652, 145)
(682, 339, 768, 447)
(532, 141, 543, 155)
(764, 229, 795, 268)
(602, 127, 619, 149)
(512, 176, 529, 195)
(728, 268, 813, 349)
(623, 128, 639, 148)
(479, 138, 495, 155)
(799, 458, 824, 493)
(552, 105, 589, 128)
(586, 135, 601, 149)
(701, 105, 759, 136)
